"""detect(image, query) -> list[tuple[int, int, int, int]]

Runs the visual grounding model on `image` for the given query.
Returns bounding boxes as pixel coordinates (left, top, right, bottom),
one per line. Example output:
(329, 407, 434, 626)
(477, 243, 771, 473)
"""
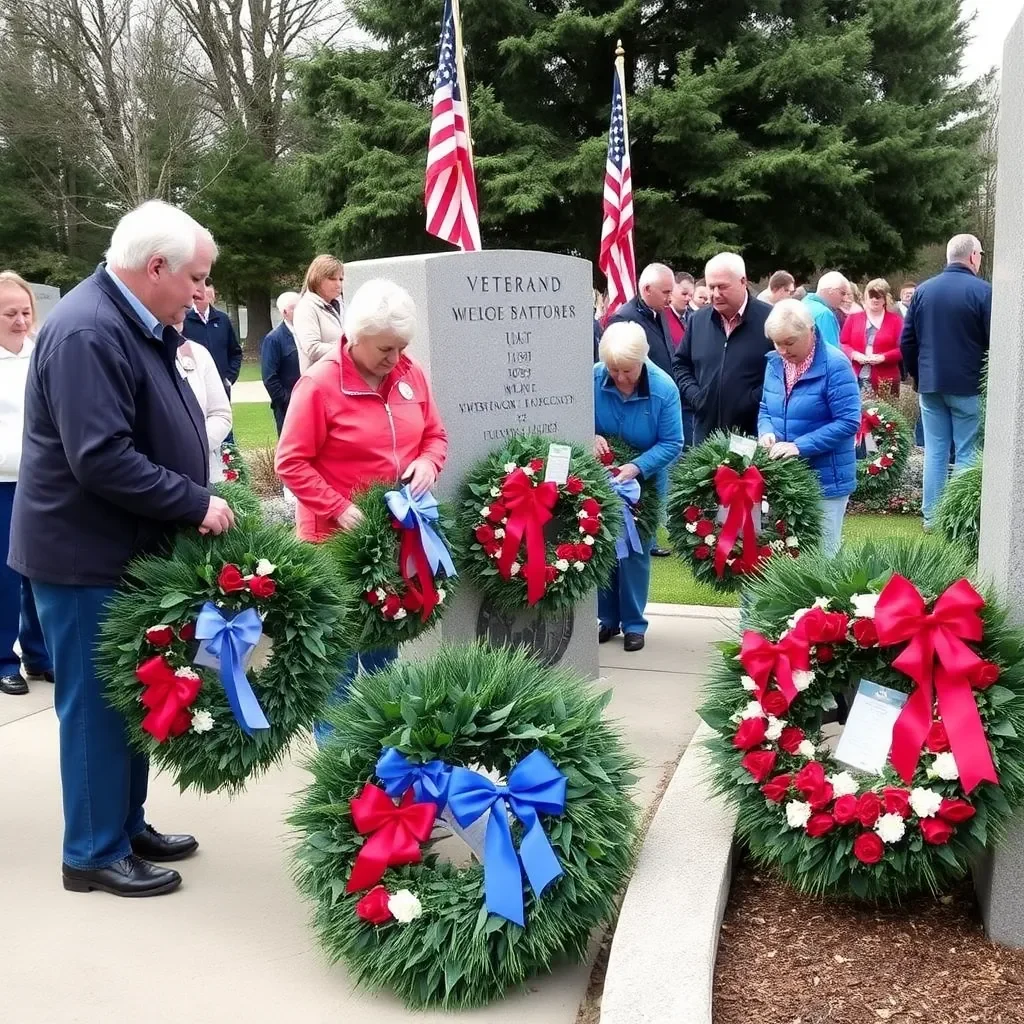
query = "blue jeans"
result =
(598, 543, 652, 635)
(32, 582, 148, 868)
(314, 646, 399, 746)
(0, 482, 50, 676)
(821, 496, 849, 557)
(919, 392, 980, 526)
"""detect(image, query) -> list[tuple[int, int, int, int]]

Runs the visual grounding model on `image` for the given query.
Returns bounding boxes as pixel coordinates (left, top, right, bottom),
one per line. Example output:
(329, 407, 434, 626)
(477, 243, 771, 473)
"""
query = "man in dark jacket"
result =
(261, 290, 301, 434)
(901, 233, 991, 530)
(182, 281, 243, 395)
(673, 252, 773, 444)
(9, 200, 235, 898)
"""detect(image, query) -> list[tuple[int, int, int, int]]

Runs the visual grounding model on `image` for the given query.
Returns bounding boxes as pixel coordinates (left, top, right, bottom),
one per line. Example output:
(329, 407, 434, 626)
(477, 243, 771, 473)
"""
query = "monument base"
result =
(975, 812, 1024, 947)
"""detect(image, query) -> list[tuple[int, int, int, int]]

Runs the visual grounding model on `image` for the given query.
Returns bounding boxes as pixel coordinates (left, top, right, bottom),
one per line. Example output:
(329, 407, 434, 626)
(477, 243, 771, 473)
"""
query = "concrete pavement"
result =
(232, 380, 271, 403)
(0, 608, 736, 1024)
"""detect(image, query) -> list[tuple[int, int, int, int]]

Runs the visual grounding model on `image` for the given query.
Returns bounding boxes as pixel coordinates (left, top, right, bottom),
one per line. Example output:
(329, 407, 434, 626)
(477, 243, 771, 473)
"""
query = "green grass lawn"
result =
(237, 361, 263, 383)
(232, 401, 277, 448)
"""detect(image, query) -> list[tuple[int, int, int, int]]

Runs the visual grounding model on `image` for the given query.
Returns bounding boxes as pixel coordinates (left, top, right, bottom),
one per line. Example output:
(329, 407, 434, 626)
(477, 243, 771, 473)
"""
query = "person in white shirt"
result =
(172, 327, 233, 483)
(293, 254, 345, 373)
(0, 271, 53, 694)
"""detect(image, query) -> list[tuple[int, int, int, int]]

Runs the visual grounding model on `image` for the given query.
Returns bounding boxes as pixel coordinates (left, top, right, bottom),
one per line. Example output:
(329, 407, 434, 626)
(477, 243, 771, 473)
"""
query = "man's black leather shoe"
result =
(650, 546, 672, 558)
(0, 675, 28, 695)
(623, 632, 646, 652)
(62, 856, 181, 897)
(599, 625, 620, 644)
(131, 824, 199, 862)
(22, 666, 54, 683)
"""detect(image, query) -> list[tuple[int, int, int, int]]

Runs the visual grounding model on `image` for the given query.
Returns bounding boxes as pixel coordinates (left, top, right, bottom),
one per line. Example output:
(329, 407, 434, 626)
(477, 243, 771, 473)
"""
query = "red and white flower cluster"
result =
(861, 407, 900, 478)
(364, 585, 447, 621)
(679, 502, 798, 574)
(216, 558, 277, 599)
(220, 444, 243, 483)
(355, 885, 423, 925)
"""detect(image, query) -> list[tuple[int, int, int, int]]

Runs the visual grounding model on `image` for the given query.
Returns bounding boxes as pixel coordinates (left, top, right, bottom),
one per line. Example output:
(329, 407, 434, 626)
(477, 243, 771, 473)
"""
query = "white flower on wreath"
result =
(761, 499, 770, 514)
(510, 562, 521, 577)
(771, 539, 786, 553)
(393, 608, 408, 620)
(706, 534, 717, 546)
(740, 675, 758, 692)
(503, 462, 517, 473)
(480, 505, 491, 519)
(785, 536, 800, 549)
(436, 588, 446, 604)
(793, 669, 814, 692)
(490, 486, 501, 498)
(573, 561, 586, 572)
(555, 558, 570, 572)
(929, 752, 960, 781)
(828, 772, 859, 798)
(875, 813, 907, 844)
(578, 510, 588, 520)
(797, 739, 817, 759)
(375, 587, 387, 601)
(255, 558, 276, 577)
(765, 716, 785, 742)
(583, 536, 595, 546)
(786, 800, 812, 830)
(740, 700, 765, 720)
(867, 407, 879, 417)
(910, 787, 943, 819)
(190, 709, 214, 734)
(686, 523, 698, 534)
(851, 592, 880, 618)
(494, 528, 506, 539)
(387, 889, 423, 924)
(523, 466, 537, 477)
(174, 667, 200, 681)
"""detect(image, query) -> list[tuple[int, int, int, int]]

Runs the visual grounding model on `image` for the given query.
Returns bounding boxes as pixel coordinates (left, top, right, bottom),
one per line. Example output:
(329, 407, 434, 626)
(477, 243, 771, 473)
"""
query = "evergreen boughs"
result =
(219, 441, 251, 487)
(214, 480, 262, 523)
(936, 465, 982, 560)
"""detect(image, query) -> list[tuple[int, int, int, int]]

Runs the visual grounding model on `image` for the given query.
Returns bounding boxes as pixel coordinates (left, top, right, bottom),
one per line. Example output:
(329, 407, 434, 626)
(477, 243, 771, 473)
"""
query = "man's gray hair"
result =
(344, 278, 417, 345)
(765, 298, 815, 342)
(816, 270, 848, 294)
(639, 263, 674, 290)
(705, 252, 747, 279)
(106, 200, 217, 272)
(599, 321, 649, 367)
(276, 290, 301, 314)
(946, 233, 982, 265)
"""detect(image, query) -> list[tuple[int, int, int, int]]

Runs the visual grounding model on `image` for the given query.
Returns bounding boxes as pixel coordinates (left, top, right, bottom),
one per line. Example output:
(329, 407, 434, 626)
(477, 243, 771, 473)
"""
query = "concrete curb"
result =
(647, 602, 740, 620)
(600, 722, 737, 1024)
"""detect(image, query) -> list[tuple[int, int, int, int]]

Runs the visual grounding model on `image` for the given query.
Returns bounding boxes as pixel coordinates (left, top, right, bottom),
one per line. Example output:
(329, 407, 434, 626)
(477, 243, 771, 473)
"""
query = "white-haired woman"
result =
(594, 322, 683, 653)
(758, 299, 861, 555)
(276, 278, 449, 743)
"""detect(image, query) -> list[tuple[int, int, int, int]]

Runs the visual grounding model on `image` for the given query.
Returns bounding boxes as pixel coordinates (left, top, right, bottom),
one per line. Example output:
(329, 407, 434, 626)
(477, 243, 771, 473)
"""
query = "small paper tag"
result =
(193, 640, 258, 674)
(728, 434, 758, 460)
(864, 432, 878, 454)
(834, 680, 908, 775)
(544, 443, 572, 485)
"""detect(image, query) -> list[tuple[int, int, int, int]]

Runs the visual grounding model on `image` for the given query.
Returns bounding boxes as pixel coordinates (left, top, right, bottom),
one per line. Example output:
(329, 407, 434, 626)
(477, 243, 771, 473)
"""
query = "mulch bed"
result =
(715, 857, 1024, 1023)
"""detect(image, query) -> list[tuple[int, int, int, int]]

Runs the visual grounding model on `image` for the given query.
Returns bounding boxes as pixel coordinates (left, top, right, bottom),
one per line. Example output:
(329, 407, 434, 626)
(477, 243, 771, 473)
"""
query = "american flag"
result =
(599, 61, 636, 316)
(425, 0, 481, 251)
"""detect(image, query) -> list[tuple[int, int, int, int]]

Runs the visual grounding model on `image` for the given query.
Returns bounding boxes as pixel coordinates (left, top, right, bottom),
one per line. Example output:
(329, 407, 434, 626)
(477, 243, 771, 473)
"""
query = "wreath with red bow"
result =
(853, 396, 912, 502)
(700, 538, 1024, 900)
(456, 437, 620, 613)
(219, 441, 251, 487)
(326, 482, 459, 652)
(97, 521, 348, 793)
(665, 433, 824, 593)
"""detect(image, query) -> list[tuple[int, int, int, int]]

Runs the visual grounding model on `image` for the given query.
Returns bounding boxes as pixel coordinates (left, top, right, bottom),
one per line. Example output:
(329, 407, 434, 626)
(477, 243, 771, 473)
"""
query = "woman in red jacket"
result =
(840, 278, 903, 398)
(276, 278, 449, 743)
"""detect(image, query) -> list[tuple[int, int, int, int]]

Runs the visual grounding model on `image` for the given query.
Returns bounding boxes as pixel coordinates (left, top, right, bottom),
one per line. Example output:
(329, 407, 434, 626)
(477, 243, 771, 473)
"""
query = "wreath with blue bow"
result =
(290, 643, 639, 1009)
(97, 521, 349, 793)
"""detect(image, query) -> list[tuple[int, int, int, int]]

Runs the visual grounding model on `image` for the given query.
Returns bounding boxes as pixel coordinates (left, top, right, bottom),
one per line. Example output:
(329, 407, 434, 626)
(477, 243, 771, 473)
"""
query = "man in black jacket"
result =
(673, 252, 773, 444)
(182, 281, 243, 395)
(605, 263, 676, 378)
(9, 200, 235, 898)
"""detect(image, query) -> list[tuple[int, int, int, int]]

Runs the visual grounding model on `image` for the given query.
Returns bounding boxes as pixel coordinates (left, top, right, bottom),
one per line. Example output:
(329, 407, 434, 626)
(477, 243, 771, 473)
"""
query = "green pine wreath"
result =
(599, 437, 662, 550)
(326, 482, 459, 653)
(289, 643, 639, 1009)
(215, 479, 262, 523)
(97, 522, 349, 793)
(853, 396, 912, 502)
(665, 432, 824, 593)
(699, 537, 1024, 901)
(936, 464, 982, 560)
(456, 437, 620, 613)
(219, 441, 251, 487)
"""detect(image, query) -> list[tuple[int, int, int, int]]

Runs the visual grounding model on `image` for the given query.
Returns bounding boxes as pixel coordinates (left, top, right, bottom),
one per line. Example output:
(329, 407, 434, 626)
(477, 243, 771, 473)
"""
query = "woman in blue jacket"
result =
(594, 322, 683, 652)
(757, 299, 861, 555)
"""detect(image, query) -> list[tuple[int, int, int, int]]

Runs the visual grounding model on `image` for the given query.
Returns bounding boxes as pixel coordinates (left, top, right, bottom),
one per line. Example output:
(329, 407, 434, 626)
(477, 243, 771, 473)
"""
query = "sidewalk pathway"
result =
(0, 608, 736, 1024)
(233, 380, 271, 403)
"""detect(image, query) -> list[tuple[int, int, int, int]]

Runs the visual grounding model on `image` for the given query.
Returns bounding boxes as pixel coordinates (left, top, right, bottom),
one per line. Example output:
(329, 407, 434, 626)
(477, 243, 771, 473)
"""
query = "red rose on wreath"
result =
(758, 546, 774, 562)
(969, 661, 1000, 688)
(145, 625, 175, 647)
(356, 885, 394, 924)
(883, 787, 911, 818)
(808, 782, 834, 811)
(733, 717, 768, 750)
(926, 721, 950, 752)
(248, 575, 277, 599)
(795, 608, 849, 644)
(566, 476, 585, 494)
(867, 464, 881, 476)
(795, 761, 826, 796)
(778, 727, 805, 754)
(684, 506, 701, 523)
(222, 450, 232, 464)
(580, 518, 601, 535)
(217, 564, 246, 593)
(760, 690, 789, 718)
(475, 524, 496, 545)
(556, 543, 577, 561)
(852, 618, 878, 647)
(920, 818, 955, 846)
(854, 831, 885, 865)
(833, 794, 859, 825)
(381, 595, 401, 618)
(857, 792, 882, 827)
(178, 621, 196, 642)
(806, 812, 835, 838)
(742, 750, 777, 782)
(544, 565, 558, 583)
(695, 519, 714, 538)
(694, 545, 711, 561)
(529, 458, 545, 473)
(484, 541, 502, 557)
(816, 644, 834, 663)
(487, 502, 507, 523)
(761, 773, 791, 803)
(402, 590, 424, 613)
(576, 544, 594, 563)
(881, 455, 894, 468)
(224, 469, 239, 482)
(581, 497, 602, 517)
(775, 519, 788, 537)
(938, 798, 976, 823)
(598, 450, 615, 466)
(364, 590, 380, 606)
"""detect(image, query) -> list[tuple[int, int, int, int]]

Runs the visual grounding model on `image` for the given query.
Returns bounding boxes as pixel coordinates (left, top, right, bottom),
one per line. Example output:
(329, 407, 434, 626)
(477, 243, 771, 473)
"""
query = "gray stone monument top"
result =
(28, 283, 60, 327)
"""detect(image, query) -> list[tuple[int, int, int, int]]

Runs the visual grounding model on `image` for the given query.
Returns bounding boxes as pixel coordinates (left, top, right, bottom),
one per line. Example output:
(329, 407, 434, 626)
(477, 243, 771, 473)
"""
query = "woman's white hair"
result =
(106, 200, 216, 272)
(344, 278, 417, 344)
(765, 298, 815, 342)
(276, 290, 301, 314)
(599, 321, 649, 366)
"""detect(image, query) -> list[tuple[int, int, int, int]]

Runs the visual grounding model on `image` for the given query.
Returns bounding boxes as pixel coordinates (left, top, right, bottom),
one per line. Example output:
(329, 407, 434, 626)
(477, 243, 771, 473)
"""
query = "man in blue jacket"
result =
(802, 271, 846, 348)
(182, 281, 243, 395)
(8, 201, 236, 898)
(901, 233, 991, 530)
(261, 290, 301, 434)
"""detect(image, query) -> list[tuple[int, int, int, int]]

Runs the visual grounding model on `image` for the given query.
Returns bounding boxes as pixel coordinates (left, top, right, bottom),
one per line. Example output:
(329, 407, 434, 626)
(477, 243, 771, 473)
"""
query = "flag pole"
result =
(615, 39, 628, 148)
(451, 0, 475, 166)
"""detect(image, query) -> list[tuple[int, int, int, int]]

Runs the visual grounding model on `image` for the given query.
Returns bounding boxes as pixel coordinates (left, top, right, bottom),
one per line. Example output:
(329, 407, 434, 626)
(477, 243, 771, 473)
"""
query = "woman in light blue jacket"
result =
(594, 322, 683, 653)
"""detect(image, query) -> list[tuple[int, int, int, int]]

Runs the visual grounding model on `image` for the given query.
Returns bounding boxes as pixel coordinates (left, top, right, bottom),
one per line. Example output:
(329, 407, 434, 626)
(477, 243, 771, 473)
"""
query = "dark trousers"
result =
(32, 581, 148, 867)
(0, 482, 50, 676)
(272, 401, 287, 436)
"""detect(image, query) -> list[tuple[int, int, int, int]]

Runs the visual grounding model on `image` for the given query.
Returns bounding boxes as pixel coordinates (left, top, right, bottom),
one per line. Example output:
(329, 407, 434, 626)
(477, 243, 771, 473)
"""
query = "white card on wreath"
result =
(864, 432, 879, 454)
(716, 503, 762, 533)
(728, 434, 758, 461)
(193, 639, 258, 674)
(833, 680, 908, 775)
(544, 443, 573, 485)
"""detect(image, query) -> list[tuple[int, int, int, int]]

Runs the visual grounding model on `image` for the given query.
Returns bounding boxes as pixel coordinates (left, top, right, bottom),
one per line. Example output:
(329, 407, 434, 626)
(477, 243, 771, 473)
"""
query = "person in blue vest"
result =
(802, 271, 847, 348)
(8, 200, 236, 897)
(182, 280, 242, 397)
(757, 299, 861, 555)
(594, 321, 683, 653)
(260, 290, 301, 435)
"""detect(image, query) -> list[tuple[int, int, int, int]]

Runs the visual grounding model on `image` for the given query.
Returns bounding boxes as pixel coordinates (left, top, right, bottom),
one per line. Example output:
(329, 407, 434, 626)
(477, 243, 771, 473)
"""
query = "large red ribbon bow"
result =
(873, 574, 998, 793)
(739, 629, 811, 710)
(855, 409, 881, 447)
(713, 465, 765, 577)
(136, 655, 201, 743)
(497, 468, 559, 605)
(346, 784, 438, 893)
(396, 527, 439, 621)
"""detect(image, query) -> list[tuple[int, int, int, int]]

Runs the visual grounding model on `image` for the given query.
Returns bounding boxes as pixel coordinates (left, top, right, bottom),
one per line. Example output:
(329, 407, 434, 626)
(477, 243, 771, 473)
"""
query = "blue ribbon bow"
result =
(447, 749, 567, 926)
(375, 747, 452, 809)
(384, 485, 457, 579)
(194, 603, 270, 735)
(609, 473, 643, 560)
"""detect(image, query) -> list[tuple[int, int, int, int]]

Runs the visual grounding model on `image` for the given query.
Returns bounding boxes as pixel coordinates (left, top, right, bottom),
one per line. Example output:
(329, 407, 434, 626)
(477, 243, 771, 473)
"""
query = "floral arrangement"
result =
(599, 437, 662, 557)
(853, 397, 912, 502)
(219, 441, 251, 487)
(456, 437, 620, 613)
(326, 482, 458, 652)
(699, 538, 1024, 900)
(665, 432, 824, 593)
(290, 644, 638, 1009)
(97, 523, 348, 793)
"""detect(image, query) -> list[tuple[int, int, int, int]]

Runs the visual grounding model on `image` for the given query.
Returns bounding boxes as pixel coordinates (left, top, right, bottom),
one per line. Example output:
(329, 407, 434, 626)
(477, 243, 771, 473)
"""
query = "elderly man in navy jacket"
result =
(182, 281, 243, 394)
(8, 201, 235, 898)
(901, 233, 991, 530)
(260, 290, 301, 435)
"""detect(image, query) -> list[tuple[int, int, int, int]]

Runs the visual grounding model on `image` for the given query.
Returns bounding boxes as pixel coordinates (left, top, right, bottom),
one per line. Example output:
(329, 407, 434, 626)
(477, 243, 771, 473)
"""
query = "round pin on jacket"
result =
(398, 381, 414, 400)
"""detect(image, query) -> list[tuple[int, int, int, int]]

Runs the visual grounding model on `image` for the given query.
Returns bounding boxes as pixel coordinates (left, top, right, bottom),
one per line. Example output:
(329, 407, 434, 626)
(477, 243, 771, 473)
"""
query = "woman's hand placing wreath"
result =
(769, 441, 800, 460)
(402, 458, 438, 498)
(759, 432, 777, 449)
(594, 434, 611, 460)
(615, 462, 641, 483)
(337, 505, 365, 532)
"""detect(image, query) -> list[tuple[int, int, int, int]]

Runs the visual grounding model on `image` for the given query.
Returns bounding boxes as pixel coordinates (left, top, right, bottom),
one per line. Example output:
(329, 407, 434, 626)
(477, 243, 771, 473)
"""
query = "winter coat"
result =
(260, 320, 301, 414)
(178, 340, 233, 483)
(840, 310, 903, 396)
(605, 296, 676, 378)
(803, 293, 841, 348)
(293, 292, 344, 373)
(181, 305, 242, 387)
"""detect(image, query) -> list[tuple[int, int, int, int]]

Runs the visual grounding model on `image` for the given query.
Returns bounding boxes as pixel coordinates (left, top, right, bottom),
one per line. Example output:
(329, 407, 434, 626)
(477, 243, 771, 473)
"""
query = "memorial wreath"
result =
(215, 479, 263, 523)
(97, 522, 348, 793)
(456, 437, 620, 613)
(699, 538, 1024, 900)
(853, 396, 912, 502)
(936, 464, 982, 560)
(598, 437, 662, 558)
(289, 643, 639, 1009)
(326, 482, 459, 652)
(665, 433, 824, 593)
(219, 440, 251, 487)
